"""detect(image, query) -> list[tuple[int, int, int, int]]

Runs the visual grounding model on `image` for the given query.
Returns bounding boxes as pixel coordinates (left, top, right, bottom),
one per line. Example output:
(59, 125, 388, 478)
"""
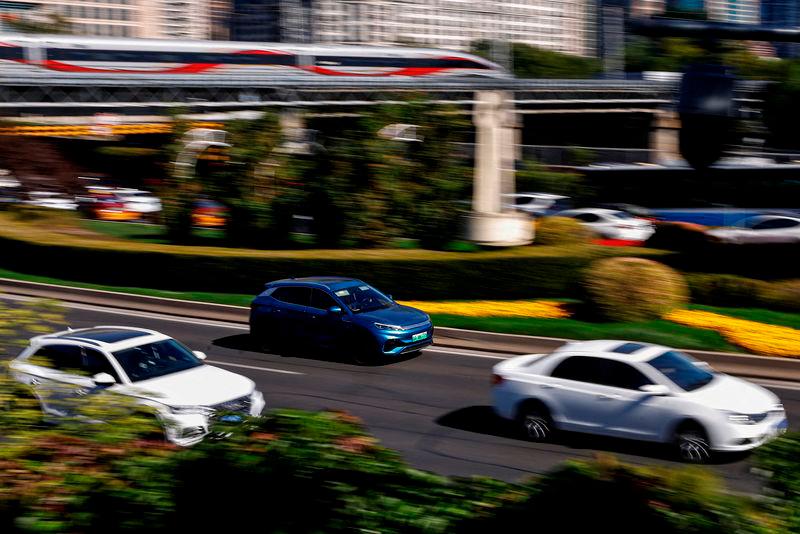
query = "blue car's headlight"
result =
(374, 323, 405, 332)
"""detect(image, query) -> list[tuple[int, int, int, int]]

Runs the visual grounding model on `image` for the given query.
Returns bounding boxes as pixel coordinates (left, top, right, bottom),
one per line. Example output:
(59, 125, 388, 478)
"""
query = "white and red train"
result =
(0, 35, 507, 78)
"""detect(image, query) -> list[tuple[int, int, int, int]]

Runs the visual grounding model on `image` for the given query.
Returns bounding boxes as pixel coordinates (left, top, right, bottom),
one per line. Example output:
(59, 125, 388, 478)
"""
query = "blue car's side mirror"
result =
(328, 306, 342, 314)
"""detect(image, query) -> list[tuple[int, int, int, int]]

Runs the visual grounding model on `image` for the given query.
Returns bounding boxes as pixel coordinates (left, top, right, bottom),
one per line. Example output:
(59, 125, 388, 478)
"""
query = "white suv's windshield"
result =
(113, 339, 202, 382)
(648, 350, 714, 391)
(334, 284, 393, 314)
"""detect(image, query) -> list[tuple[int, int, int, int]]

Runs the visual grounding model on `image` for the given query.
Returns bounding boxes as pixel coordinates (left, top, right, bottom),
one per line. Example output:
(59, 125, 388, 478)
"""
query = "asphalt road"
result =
(7, 296, 800, 494)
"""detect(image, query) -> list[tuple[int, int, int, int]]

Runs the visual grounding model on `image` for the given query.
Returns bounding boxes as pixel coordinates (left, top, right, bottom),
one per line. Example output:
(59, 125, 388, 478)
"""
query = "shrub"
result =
(646, 221, 711, 251)
(755, 432, 800, 533)
(686, 274, 800, 312)
(760, 280, 800, 313)
(662, 242, 800, 280)
(535, 216, 593, 246)
(583, 257, 689, 321)
(686, 273, 771, 308)
(457, 459, 769, 533)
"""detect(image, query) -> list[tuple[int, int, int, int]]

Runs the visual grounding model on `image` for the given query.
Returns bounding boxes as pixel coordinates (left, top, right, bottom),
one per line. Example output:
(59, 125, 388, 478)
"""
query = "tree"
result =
(471, 40, 601, 79)
(299, 100, 471, 249)
(160, 113, 196, 243)
(201, 111, 296, 247)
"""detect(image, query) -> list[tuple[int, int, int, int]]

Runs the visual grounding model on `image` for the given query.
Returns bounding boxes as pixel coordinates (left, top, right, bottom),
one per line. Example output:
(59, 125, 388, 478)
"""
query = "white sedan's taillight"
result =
(491, 374, 504, 386)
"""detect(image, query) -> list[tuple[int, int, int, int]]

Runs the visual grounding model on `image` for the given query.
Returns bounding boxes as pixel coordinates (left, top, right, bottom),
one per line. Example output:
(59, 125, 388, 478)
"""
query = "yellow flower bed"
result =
(665, 309, 800, 358)
(398, 300, 570, 319)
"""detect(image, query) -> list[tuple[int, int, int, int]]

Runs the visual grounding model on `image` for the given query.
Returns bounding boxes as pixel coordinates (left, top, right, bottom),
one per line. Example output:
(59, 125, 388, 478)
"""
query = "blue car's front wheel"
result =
(349, 330, 381, 365)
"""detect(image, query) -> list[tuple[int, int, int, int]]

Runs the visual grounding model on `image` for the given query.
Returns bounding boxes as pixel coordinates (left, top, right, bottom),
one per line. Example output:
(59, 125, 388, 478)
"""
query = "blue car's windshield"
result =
(334, 284, 393, 314)
(648, 350, 714, 391)
(113, 339, 202, 382)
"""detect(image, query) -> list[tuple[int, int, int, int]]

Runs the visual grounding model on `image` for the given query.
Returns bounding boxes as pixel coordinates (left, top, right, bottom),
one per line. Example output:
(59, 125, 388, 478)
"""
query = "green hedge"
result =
(0, 234, 666, 300)
(687, 273, 800, 312)
(646, 222, 800, 280)
(0, 392, 773, 533)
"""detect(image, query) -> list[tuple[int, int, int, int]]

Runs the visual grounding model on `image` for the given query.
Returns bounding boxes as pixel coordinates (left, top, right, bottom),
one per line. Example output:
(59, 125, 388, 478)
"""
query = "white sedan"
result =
(706, 215, 800, 244)
(492, 340, 786, 462)
(10, 326, 265, 446)
(502, 193, 572, 218)
(24, 191, 78, 210)
(556, 208, 655, 242)
(114, 188, 163, 217)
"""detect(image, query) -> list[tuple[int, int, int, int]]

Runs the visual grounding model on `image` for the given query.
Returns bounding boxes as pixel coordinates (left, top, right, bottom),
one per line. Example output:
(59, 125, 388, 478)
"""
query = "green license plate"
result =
(412, 332, 428, 342)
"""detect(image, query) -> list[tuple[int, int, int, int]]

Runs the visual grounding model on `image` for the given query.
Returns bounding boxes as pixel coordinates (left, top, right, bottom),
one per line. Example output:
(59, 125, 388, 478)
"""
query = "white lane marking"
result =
(424, 347, 507, 360)
(0, 294, 248, 331)
(207, 360, 304, 375)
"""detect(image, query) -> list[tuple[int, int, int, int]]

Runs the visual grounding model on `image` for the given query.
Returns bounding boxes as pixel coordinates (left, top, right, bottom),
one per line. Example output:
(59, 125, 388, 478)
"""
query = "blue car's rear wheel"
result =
(250, 319, 280, 352)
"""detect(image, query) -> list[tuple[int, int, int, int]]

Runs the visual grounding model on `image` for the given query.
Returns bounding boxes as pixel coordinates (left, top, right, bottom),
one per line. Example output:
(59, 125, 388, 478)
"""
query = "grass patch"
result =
(0, 267, 252, 307)
(83, 220, 226, 245)
(428, 314, 742, 353)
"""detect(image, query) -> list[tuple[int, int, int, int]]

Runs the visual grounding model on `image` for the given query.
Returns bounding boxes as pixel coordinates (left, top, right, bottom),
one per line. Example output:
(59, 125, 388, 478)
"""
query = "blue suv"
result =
(249, 277, 433, 362)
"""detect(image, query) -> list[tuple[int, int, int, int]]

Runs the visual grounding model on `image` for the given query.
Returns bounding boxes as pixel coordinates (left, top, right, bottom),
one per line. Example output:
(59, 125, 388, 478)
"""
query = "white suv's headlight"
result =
(168, 405, 215, 416)
(374, 323, 405, 332)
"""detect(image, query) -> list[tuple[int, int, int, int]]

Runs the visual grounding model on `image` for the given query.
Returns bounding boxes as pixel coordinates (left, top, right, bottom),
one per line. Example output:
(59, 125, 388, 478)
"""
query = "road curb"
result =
(3, 277, 799, 382)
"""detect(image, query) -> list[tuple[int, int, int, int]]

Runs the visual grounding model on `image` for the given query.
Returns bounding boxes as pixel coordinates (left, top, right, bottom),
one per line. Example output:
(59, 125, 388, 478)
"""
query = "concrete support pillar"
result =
(466, 91, 532, 246)
(650, 110, 683, 165)
(278, 110, 312, 154)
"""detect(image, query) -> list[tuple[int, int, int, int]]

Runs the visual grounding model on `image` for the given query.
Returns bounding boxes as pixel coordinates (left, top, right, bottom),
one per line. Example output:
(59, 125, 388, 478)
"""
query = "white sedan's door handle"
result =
(30, 378, 40, 386)
(596, 393, 621, 401)
(540, 384, 560, 389)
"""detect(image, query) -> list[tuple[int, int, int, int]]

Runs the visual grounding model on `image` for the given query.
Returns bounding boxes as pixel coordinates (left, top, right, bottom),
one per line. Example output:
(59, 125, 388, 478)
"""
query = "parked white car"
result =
(24, 191, 78, 210)
(114, 188, 162, 217)
(10, 326, 265, 446)
(502, 193, 572, 217)
(492, 340, 786, 462)
(706, 215, 800, 244)
(556, 208, 655, 241)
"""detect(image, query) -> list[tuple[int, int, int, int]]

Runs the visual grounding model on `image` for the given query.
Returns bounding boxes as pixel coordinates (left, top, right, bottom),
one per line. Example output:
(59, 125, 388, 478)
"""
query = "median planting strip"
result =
(3, 277, 800, 382)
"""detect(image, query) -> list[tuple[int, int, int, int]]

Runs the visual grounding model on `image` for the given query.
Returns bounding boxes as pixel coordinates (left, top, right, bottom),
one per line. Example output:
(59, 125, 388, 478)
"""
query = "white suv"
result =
(492, 340, 786, 462)
(10, 326, 265, 446)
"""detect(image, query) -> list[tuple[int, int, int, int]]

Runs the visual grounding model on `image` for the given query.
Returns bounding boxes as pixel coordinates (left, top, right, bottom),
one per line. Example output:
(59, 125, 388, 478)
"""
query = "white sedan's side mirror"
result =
(92, 372, 116, 387)
(639, 384, 671, 396)
(193, 351, 207, 361)
(694, 361, 712, 371)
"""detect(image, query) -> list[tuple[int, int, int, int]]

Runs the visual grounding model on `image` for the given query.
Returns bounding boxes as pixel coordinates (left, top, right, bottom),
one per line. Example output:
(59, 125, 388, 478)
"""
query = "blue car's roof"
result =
(269, 276, 364, 291)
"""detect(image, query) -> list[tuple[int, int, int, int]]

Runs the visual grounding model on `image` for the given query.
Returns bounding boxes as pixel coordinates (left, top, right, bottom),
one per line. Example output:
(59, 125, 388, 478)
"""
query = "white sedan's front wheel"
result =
(676, 426, 711, 463)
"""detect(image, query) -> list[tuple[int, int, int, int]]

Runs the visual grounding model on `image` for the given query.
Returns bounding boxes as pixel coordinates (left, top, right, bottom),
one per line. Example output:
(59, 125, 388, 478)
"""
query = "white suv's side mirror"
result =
(92, 372, 116, 387)
(193, 351, 207, 361)
(639, 384, 671, 396)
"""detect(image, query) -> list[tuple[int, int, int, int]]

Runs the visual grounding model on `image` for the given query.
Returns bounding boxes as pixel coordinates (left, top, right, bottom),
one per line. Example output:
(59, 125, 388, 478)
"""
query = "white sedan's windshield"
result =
(649, 351, 713, 391)
(113, 339, 202, 382)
